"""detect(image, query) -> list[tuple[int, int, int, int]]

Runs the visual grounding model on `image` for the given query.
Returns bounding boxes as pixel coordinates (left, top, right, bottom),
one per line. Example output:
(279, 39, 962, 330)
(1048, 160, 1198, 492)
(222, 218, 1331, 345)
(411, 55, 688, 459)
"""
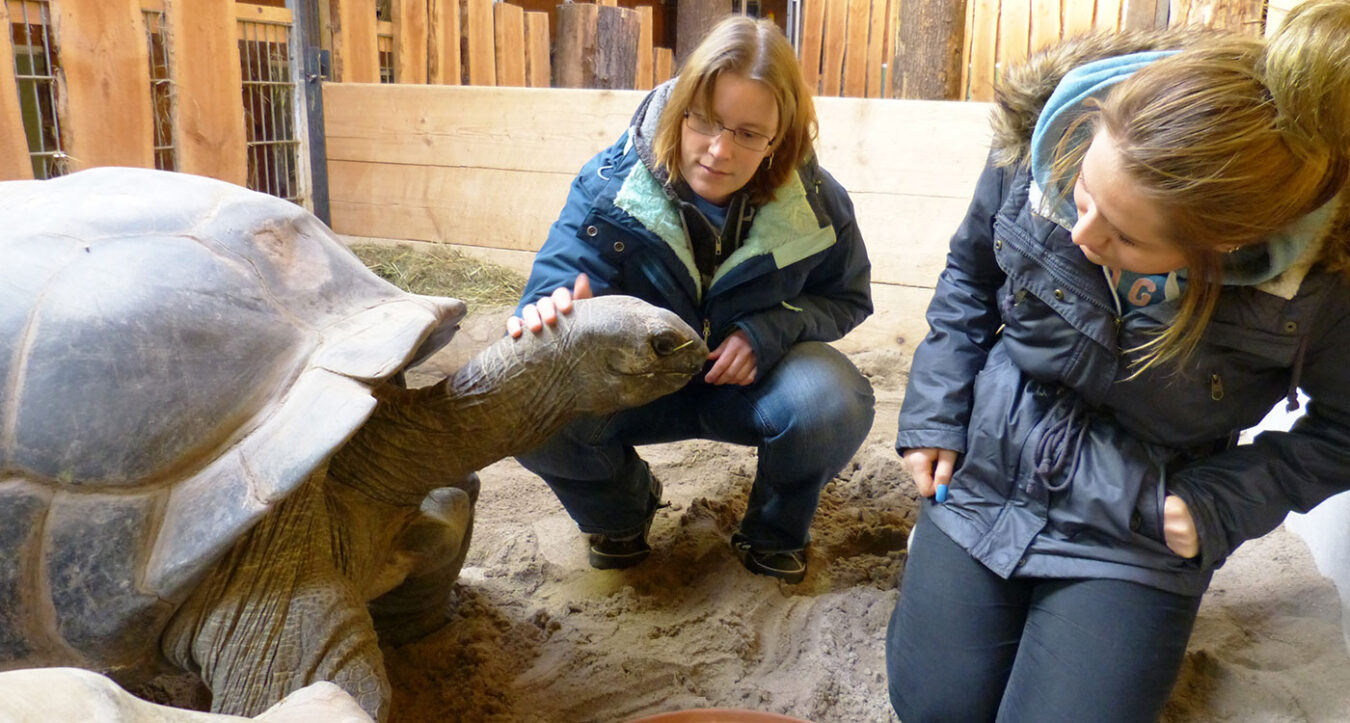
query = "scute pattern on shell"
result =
(0, 167, 465, 669)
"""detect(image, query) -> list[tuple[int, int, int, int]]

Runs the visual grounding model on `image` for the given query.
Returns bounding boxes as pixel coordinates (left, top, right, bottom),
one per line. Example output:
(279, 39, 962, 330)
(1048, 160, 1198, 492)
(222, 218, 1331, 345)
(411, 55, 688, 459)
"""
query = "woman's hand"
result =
(507, 273, 593, 338)
(1163, 494, 1200, 558)
(705, 329, 757, 385)
(904, 447, 957, 502)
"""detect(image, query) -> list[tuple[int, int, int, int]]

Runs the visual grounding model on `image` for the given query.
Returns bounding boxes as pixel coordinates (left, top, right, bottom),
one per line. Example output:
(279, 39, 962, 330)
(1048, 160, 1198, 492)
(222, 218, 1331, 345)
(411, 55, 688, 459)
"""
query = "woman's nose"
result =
(1071, 204, 1104, 249)
(707, 130, 734, 158)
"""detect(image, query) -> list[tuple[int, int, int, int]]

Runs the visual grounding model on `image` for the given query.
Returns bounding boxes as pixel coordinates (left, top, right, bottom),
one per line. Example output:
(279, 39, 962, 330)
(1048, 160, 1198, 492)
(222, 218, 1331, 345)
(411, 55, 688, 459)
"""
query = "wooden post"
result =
(891, 0, 967, 99)
(0, 1, 34, 180)
(495, 2, 527, 87)
(52, 0, 154, 171)
(799, 0, 826, 93)
(169, 0, 247, 184)
(674, 0, 730, 68)
(842, 0, 869, 96)
(820, 0, 847, 95)
(394, 0, 429, 83)
(554, 2, 598, 88)
(965, 0, 997, 99)
(653, 46, 674, 84)
(864, 0, 888, 97)
(596, 5, 638, 89)
(525, 11, 552, 87)
(466, 0, 496, 85)
(332, 0, 381, 82)
(429, 0, 462, 84)
(636, 5, 654, 90)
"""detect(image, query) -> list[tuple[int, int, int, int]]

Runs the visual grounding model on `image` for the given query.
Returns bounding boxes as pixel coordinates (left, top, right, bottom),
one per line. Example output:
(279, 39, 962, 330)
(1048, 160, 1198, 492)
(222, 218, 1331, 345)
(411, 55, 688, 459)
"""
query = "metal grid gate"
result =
(238, 12, 301, 204)
(9, 0, 65, 179)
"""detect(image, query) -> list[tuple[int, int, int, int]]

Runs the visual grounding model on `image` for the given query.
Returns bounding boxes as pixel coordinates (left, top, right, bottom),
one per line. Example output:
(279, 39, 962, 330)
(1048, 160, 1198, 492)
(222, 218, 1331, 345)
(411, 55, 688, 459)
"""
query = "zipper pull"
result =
(1210, 373, 1224, 401)
(702, 319, 711, 344)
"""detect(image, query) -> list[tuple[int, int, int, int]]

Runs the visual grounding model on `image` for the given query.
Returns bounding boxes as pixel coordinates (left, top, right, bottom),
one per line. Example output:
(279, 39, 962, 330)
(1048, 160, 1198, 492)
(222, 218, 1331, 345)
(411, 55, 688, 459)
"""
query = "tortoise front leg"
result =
(163, 482, 391, 722)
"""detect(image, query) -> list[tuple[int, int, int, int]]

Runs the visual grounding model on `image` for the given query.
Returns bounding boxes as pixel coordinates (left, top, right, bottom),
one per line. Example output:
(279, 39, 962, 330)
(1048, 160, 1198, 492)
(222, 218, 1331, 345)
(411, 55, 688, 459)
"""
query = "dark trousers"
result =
(886, 511, 1203, 723)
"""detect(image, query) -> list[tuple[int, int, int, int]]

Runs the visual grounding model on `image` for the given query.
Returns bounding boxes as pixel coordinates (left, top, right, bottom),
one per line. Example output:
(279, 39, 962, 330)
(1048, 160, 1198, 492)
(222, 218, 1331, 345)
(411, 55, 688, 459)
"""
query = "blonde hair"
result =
(651, 16, 817, 205)
(1054, 0, 1350, 370)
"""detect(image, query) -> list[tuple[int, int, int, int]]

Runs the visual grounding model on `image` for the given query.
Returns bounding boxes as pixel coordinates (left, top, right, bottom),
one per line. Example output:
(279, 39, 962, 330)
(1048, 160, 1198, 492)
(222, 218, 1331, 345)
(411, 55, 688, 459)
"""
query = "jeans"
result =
(887, 511, 1203, 723)
(515, 341, 875, 550)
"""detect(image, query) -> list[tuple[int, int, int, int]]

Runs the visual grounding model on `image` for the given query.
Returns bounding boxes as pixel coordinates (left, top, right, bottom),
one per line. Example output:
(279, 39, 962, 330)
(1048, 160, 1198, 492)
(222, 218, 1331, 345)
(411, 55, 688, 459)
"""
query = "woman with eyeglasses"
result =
(507, 15, 874, 584)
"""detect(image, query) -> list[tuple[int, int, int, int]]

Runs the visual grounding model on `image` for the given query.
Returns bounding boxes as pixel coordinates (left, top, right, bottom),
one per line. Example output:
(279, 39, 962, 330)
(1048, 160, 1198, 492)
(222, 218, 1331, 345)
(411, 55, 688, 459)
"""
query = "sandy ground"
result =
(379, 305, 1350, 722)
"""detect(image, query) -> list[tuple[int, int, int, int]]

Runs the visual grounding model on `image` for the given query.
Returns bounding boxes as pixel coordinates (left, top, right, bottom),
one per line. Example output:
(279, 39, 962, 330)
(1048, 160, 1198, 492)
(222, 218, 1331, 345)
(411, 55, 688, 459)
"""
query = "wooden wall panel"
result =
(653, 47, 674, 84)
(429, 0, 462, 84)
(0, 1, 33, 180)
(494, 2, 526, 87)
(524, 11, 551, 88)
(864, 0, 887, 98)
(466, 0, 496, 85)
(1063, 0, 1095, 36)
(52, 0, 153, 171)
(171, 0, 247, 184)
(799, 0, 826, 92)
(965, 0, 998, 100)
(635, 5, 654, 91)
(842, 0, 869, 96)
(997, 0, 1030, 70)
(821, 0, 848, 95)
(393, 0, 428, 83)
(1030, 0, 1061, 51)
(334, 0, 380, 82)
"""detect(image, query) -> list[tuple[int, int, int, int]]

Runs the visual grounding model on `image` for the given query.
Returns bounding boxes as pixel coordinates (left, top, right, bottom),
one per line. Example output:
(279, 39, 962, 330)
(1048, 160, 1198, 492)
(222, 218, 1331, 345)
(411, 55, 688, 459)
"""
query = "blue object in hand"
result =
(935, 484, 948, 504)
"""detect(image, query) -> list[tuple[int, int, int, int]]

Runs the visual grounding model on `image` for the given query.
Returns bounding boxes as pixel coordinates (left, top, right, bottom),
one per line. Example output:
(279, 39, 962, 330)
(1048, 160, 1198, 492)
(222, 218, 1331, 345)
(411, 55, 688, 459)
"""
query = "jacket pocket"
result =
(1056, 418, 1176, 555)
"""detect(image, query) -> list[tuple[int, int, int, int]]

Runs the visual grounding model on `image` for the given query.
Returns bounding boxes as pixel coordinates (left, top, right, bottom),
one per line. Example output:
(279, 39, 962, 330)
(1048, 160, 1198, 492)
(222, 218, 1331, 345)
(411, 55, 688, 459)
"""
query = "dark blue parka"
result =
(896, 39, 1350, 596)
(517, 82, 872, 374)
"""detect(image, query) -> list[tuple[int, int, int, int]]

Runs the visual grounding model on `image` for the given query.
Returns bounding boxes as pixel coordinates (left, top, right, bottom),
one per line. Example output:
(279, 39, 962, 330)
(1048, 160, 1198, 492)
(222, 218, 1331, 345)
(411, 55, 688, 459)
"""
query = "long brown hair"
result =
(650, 16, 818, 205)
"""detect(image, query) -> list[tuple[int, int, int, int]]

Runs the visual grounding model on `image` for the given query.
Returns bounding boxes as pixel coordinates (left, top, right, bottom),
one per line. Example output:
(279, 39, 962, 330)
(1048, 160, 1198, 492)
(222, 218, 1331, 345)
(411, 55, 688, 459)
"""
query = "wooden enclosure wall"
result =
(1, 0, 252, 183)
(324, 82, 993, 351)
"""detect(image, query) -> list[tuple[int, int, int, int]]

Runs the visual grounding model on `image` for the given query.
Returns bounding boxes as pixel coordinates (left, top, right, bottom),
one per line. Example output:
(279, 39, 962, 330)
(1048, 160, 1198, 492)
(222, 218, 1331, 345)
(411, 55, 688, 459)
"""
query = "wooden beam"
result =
(52, 0, 154, 171)
(525, 11, 551, 88)
(494, 2, 526, 87)
(675, 0, 731, 67)
(635, 5, 654, 91)
(1097, 0, 1124, 30)
(821, 0, 848, 95)
(393, 0, 429, 83)
(595, 5, 638, 89)
(864, 0, 888, 98)
(465, 0, 495, 85)
(653, 47, 674, 84)
(965, 0, 998, 100)
(892, 0, 967, 100)
(998, 0, 1031, 69)
(842, 0, 869, 96)
(1063, 0, 1095, 36)
(799, 0, 826, 93)
(0, 0, 33, 179)
(1030, 0, 1061, 51)
(429, 0, 462, 84)
(554, 2, 598, 88)
(171, 0, 247, 184)
(235, 3, 291, 24)
(333, 0, 380, 83)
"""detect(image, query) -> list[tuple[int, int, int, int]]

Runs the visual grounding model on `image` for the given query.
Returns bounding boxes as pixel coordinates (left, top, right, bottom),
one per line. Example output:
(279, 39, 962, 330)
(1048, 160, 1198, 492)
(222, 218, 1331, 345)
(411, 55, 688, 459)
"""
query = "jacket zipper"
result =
(702, 318, 711, 345)
(1210, 373, 1224, 401)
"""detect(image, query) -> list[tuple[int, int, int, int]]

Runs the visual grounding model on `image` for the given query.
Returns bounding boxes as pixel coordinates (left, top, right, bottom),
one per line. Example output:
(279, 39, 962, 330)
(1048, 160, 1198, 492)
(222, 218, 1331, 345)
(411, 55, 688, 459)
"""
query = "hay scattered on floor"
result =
(350, 243, 525, 307)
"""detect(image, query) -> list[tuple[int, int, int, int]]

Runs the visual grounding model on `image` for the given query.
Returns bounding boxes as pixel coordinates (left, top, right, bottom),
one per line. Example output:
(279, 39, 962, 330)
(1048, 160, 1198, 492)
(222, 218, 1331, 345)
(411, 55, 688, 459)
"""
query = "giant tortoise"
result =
(0, 167, 707, 720)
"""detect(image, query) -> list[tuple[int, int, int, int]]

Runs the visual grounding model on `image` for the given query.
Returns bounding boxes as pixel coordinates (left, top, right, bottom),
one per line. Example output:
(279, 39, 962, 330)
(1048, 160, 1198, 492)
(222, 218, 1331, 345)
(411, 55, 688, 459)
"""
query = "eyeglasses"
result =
(683, 110, 775, 152)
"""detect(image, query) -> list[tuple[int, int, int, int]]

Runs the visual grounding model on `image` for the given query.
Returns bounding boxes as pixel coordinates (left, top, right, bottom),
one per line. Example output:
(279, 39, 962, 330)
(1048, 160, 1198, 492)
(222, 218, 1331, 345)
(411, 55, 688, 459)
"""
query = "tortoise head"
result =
(529, 295, 708, 414)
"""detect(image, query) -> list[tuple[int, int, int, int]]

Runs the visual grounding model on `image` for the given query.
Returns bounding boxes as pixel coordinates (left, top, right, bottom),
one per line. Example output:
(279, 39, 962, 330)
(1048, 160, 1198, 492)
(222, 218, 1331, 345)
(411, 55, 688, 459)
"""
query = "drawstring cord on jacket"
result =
(1029, 392, 1091, 494)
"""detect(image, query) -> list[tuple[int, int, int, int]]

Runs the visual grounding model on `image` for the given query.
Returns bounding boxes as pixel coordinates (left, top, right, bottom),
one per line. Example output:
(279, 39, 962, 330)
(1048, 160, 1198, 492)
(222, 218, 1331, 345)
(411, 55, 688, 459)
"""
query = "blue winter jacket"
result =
(517, 82, 872, 373)
(897, 39, 1350, 596)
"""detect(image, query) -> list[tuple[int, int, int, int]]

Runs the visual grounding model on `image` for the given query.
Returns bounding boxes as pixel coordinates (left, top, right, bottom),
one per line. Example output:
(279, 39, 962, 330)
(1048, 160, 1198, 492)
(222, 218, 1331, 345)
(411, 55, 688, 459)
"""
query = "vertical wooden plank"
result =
(892, 0, 967, 100)
(799, 0, 826, 93)
(595, 5, 638, 89)
(653, 46, 674, 83)
(524, 11, 551, 88)
(170, 0, 247, 184)
(1063, 0, 1095, 36)
(997, 0, 1030, 75)
(52, 0, 153, 170)
(1096, 0, 1123, 30)
(393, 0, 428, 83)
(0, 1, 33, 179)
(334, 0, 381, 82)
(554, 2, 597, 87)
(821, 0, 848, 95)
(1029, 0, 1060, 51)
(494, 2, 526, 87)
(675, 0, 731, 67)
(864, 0, 886, 98)
(429, 0, 462, 84)
(1121, 0, 1159, 29)
(965, 0, 998, 101)
(598, 0, 618, 5)
(466, 0, 495, 85)
(635, 5, 654, 91)
(842, 0, 869, 96)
